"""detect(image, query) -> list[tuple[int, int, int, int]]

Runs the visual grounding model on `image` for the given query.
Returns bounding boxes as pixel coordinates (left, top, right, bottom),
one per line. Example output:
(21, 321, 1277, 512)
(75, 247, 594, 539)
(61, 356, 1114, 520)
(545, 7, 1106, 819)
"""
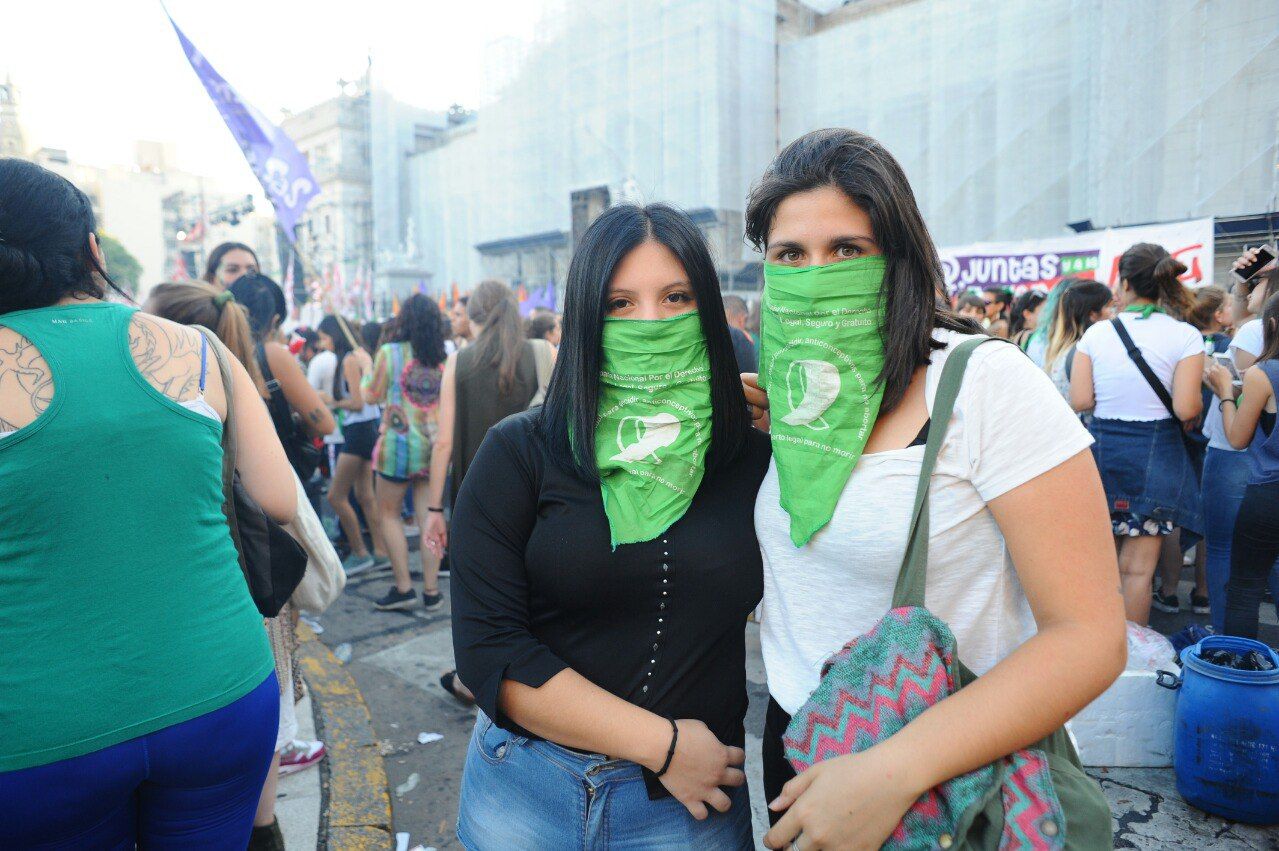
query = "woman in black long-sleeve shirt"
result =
(439, 204, 768, 850)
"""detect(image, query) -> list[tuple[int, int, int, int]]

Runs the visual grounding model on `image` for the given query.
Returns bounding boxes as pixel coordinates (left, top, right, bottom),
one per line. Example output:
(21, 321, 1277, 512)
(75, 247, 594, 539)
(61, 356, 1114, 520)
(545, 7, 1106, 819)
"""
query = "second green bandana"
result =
(596, 312, 714, 548)
(760, 256, 887, 546)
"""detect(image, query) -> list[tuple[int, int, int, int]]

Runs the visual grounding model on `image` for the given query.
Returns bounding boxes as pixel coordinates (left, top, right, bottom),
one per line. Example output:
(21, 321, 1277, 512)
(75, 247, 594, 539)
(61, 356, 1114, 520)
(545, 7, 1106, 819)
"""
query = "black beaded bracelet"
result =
(1219, 397, 1237, 412)
(655, 718, 679, 778)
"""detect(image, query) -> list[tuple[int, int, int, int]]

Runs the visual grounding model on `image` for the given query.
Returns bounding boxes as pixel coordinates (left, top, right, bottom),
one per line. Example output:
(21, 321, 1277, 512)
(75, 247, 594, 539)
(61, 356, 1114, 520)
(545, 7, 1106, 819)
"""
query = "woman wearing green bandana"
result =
(446, 203, 770, 849)
(1070, 242, 1205, 625)
(738, 129, 1126, 851)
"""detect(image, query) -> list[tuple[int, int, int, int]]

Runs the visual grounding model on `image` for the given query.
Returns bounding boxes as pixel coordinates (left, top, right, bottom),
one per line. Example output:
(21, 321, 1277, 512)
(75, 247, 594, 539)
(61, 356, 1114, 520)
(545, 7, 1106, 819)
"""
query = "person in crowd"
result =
(444, 203, 768, 848)
(295, 327, 321, 366)
(1025, 277, 1080, 367)
(526, 309, 562, 347)
(956, 291, 986, 323)
(1008, 288, 1048, 349)
(1070, 243, 1203, 626)
(203, 241, 260, 290)
(1152, 284, 1234, 616)
(305, 320, 346, 492)
(361, 294, 448, 612)
(1208, 292, 1279, 639)
(144, 280, 323, 850)
(1198, 259, 1279, 631)
(1042, 279, 1113, 402)
(317, 314, 389, 577)
(361, 320, 383, 356)
(983, 286, 1013, 323)
(229, 274, 336, 478)
(723, 294, 758, 372)
(738, 130, 1122, 850)
(0, 158, 293, 848)
(449, 294, 473, 352)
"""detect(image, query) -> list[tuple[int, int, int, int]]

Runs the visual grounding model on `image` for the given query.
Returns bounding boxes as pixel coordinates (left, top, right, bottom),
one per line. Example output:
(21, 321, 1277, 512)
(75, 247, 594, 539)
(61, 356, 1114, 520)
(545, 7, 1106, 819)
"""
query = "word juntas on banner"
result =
(940, 217, 1214, 294)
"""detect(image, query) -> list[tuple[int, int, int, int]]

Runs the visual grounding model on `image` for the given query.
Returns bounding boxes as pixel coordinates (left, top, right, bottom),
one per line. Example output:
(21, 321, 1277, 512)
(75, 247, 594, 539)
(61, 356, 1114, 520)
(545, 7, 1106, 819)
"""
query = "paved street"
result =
(309, 552, 1279, 850)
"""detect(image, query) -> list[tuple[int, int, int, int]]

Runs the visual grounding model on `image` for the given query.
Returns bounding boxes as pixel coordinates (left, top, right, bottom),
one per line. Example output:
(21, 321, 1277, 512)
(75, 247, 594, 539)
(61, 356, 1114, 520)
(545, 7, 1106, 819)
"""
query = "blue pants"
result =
(458, 712, 753, 850)
(0, 673, 278, 850)
(1202, 448, 1279, 632)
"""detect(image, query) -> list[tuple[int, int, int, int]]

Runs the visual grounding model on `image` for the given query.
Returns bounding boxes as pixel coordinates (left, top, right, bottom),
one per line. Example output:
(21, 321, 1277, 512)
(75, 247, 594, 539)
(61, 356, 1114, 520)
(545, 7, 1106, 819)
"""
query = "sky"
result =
(2, 0, 550, 191)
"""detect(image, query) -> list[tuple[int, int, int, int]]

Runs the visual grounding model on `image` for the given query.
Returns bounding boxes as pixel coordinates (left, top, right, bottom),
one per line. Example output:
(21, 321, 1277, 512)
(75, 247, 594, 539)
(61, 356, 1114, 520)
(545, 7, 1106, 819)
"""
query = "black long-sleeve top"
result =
(450, 410, 770, 794)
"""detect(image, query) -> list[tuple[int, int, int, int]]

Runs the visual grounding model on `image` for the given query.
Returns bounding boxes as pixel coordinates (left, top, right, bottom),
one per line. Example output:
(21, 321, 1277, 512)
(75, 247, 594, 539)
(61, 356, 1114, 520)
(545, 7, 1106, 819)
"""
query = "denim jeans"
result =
(1224, 480, 1279, 639)
(1202, 448, 1279, 632)
(457, 712, 753, 850)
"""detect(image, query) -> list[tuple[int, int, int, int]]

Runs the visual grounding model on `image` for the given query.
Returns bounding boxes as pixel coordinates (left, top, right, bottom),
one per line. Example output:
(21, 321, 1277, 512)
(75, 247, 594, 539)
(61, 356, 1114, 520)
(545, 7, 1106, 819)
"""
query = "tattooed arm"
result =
(263, 341, 335, 437)
(0, 328, 55, 433)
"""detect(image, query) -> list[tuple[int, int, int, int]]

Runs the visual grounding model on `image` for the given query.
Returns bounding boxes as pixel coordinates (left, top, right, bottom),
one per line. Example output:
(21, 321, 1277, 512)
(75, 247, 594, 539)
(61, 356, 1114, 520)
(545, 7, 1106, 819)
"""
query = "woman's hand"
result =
(1233, 246, 1276, 277)
(764, 748, 922, 851)
(424, 512, 448, 557)
(655, 719, 747, 821)
(1205, 361, 1235, 399)
(742, 373, 771, 432)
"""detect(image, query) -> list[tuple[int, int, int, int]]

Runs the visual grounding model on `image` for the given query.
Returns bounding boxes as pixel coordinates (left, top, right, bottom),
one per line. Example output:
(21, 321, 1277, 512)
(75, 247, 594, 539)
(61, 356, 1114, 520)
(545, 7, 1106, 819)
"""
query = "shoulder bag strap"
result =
(1110, 318, 1179, 422)
(195, 326, 247, 571)
(891, 337, 1000, 610)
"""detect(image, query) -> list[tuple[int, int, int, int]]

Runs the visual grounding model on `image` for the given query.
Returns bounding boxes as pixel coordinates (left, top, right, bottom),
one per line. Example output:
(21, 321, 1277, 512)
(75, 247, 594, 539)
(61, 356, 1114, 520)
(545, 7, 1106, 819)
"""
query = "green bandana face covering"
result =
(759, 256, 888, 546)
(595, 311, 713, 548)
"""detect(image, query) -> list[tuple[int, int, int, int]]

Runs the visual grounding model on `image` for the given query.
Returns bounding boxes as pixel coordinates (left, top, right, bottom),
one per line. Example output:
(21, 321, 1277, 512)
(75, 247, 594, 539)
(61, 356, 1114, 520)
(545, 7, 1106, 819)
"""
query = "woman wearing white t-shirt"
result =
(1070, 243, 1204, 626)
(741, 129, 1124, 851)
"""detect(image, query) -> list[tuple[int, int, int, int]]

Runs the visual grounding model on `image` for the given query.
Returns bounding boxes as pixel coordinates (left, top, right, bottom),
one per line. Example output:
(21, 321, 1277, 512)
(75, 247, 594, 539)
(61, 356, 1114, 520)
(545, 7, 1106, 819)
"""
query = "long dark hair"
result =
(540, 203, 749, 480)
(745, 129, 975, 415)
(228, 273, 287, 342)
(0, 158, 128, 314)
(1008, 289, 1048, 337)
(203, 242, 259, 286)
(318, 313, 359, 399)
(389, 293, 447, 369)
(1259, 292, 1279, 364)
(465, 280, 526, 395)
(1118, 242, 1194, 319)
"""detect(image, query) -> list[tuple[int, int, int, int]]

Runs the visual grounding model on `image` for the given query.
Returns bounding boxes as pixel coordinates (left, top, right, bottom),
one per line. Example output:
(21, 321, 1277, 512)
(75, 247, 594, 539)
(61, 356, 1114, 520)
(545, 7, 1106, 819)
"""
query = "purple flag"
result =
(519, 282, 557, 317)
(166, 12, 318, 241)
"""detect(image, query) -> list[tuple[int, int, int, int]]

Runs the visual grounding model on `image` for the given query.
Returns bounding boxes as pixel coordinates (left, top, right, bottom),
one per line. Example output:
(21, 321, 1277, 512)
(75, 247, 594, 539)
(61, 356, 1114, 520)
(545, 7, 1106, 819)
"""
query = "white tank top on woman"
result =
(756, 331, 1094, 714)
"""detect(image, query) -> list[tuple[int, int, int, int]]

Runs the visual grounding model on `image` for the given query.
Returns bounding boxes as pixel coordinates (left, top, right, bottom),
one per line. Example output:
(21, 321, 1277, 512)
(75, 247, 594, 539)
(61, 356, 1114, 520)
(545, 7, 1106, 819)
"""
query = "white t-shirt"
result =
(758, 330, 1095, 714)
(1204, 320, 1264, 451)
(306, 351, 343, 445)
(1074, 312, 1202, 421)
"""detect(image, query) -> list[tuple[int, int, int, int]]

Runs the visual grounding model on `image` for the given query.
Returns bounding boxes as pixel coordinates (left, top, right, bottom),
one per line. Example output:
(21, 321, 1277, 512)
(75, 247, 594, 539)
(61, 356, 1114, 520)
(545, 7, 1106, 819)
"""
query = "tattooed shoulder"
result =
(0, 328, 53, 431)
(128, 313, 202, 402)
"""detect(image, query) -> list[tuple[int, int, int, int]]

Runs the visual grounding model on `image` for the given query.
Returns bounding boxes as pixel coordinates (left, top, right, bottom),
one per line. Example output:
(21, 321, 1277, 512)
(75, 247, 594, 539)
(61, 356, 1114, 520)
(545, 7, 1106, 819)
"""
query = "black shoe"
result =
(1152, 591, 1181, 614)
(248, 819, 284, 851)
(375, 587, 417, 611)
(1191, 593, 1211, 615)
(422, 590, 444, 611)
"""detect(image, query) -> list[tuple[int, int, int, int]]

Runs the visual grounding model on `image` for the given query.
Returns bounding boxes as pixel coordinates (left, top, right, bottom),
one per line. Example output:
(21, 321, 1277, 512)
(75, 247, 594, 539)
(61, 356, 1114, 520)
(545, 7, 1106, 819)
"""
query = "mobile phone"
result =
(1234, 245, 1275, 285)
(1213, 352, 1242, 383)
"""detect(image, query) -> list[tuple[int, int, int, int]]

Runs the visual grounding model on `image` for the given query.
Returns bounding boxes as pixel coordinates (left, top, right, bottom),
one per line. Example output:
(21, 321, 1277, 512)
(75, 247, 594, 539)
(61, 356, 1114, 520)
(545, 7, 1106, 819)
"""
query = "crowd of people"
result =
(1, 124, 1276, 850)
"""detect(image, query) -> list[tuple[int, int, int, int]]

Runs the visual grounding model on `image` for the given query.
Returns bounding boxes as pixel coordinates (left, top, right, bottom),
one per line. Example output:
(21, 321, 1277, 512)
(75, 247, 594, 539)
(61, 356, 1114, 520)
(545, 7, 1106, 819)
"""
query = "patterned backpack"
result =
(782, 338, 1113, 850)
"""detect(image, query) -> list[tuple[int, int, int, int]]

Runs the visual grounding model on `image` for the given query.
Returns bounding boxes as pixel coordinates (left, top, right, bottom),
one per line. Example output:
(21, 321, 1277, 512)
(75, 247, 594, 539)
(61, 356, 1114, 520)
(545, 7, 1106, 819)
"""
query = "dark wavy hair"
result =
(389, 293, 447, 369)
(1259, 292, 1279, 365)
(540, 203, 749, 480)
(0, 158, 128, 314)
(1008, 289, 1048, 337)
(745, 129, 976, 415)
(228, 272, 287, 341)
(1118, 242, 1194, 320)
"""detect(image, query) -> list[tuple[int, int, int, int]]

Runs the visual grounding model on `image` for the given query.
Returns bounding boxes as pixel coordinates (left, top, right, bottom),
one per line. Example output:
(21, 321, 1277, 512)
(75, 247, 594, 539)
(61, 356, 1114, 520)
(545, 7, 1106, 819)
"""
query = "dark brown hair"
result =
(745, 129, 976, 415)
(1259, 292, 1279, 364)
(1118, 242, 1194, 320)
(1188, 284, 1228, 332)
(202, 242, 259, 286)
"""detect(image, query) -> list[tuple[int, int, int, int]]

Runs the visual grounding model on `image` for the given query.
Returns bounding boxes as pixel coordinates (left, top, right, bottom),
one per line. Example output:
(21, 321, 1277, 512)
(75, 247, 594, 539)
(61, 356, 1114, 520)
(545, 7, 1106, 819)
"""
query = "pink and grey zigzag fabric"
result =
(782, 606, 1065, 850)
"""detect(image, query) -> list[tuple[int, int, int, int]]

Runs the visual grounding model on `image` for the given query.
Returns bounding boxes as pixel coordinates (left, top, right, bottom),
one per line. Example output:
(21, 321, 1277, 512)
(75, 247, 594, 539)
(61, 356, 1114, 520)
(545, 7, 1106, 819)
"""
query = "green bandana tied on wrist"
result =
(760, 256, 888, 546)
(595, 312, 713, 548)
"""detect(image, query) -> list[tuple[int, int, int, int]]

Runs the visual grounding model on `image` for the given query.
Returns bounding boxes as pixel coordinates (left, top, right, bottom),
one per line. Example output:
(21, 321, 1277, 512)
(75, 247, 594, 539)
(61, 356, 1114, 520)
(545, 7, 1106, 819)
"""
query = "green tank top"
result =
(0, 302, 273, 771)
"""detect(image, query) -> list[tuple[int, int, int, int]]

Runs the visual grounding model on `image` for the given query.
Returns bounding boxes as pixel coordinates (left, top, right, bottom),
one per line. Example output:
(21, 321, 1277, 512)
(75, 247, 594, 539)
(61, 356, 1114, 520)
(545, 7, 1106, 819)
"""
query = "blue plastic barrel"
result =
(1163, 636, 1279, 824)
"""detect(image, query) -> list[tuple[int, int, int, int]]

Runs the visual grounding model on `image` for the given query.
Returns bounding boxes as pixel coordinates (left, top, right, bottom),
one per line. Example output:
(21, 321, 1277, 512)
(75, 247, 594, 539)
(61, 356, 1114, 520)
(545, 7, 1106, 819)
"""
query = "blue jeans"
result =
(1202, 448, 1279, 632)
(0, 673, 278, 850)
(458, 712, 753, 850)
